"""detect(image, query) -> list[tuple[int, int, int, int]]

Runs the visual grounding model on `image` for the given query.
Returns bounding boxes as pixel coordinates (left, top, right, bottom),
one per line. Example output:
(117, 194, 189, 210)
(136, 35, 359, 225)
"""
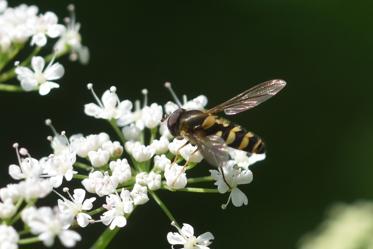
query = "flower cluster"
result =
(0, 81, 266, 248)
(0, 1, 88, 95)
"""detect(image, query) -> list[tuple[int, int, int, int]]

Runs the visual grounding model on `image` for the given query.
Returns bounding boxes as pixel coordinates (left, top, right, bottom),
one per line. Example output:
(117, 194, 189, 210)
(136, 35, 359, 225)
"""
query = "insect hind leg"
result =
(172, 140, 190, 164)
(171, 147, 198, 187)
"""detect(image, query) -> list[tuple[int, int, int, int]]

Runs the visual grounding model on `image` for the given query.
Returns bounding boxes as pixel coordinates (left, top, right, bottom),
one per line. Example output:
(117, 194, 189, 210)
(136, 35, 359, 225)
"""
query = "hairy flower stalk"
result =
(0, 80, 266, 248)
(0, 1, 88, 94)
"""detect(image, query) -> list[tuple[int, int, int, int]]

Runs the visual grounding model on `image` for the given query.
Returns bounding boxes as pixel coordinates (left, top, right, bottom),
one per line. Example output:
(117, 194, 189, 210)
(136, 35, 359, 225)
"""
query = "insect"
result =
(166, 79, 286, 170)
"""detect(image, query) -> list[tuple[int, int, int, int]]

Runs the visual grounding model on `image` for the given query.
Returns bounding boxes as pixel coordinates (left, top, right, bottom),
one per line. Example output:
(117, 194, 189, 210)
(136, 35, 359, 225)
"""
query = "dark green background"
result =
(1, 0, 373, 248)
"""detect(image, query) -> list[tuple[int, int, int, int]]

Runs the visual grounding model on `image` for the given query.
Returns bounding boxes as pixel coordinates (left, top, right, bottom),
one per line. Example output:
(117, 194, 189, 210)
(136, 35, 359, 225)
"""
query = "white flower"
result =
(131, 183, 149, 205)
(17, 178, 53, 201)
(101, 140, 123, 158)
(210, 161, 253, 208)
(57, 188, 96, 227)
(159, 121, 173, 139)
(151, 136, 170, 154)
(0, 184, 22, 203)
(135, 172, 161, 191)
(122, 124, 142, 141)
(9, 157, 43, 180)
(22, 206, 81, 247)
(141, 103, 163, 129)
(168, 138, 188, 155)
(164, 90, 208, 114)
(229, 148, 266, 169)
(82, 171, 117, 197)
(164, 163, 187, 190)
(135, 172, 148, 186)
(101, 189, 133, 230)
(30, 11, 65, 47)
(44, 151, 77, 188)
(0, 224, 19, 249)
(167, 222, 214, 249)
(146, 171, 162, 191)
(169, 138, 203, 163)
(0, 4, 38, 49)
(70, 132, 110, 158)
(153, 154, 171, 172)
(125, 141, 155, 162)
(0, 199, 16, 219)
(109, 159, 132, 185)
(88, 149, 110, 168)
(54, 5, 89, 64)
(84, 85, 133, 120)
(15, 56, 64, 95)
(50, 134, 70, 155)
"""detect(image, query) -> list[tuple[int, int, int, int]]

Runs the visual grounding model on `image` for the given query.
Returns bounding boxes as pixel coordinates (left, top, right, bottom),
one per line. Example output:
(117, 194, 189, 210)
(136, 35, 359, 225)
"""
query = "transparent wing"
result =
(189, 133, 230, 168)
(207, 79, 286, 115)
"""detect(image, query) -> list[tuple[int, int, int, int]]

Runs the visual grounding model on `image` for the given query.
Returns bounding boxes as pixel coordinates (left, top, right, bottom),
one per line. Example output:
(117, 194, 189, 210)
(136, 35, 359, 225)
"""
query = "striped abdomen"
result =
(201, 115, 265, 154)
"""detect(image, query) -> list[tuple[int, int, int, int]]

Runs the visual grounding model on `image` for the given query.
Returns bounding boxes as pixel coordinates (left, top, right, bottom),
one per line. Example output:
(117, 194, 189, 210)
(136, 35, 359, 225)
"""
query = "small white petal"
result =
(31, 33, 47, 47)
(77, 213, 91, 228)
(167, 232, 186, 245)
(110, 216, 127, 229)
(59, 230, 81, 247)
(31, 56, 45, 73)
(39, 82, 59, 95)
(73, 189, 86, 204)
(231, 188, 248, 207)
(181, 223, 194, 238)
(44, 63, 64, 80)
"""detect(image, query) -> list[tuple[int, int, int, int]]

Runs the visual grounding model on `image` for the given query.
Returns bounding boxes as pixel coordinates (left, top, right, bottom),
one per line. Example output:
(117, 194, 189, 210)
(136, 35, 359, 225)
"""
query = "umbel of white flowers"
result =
(0, 1, 88, 95)
(0, 82, 266, 248)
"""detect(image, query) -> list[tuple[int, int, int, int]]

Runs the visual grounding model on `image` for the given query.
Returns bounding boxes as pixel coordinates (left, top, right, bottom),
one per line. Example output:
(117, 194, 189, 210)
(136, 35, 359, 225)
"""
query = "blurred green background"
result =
(1, 0, 373, 248)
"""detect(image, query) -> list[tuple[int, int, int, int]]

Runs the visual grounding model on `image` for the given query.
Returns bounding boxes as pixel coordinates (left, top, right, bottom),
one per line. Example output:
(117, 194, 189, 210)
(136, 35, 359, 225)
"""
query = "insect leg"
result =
(172, 141, 190, 164)
(219, 166, 231, 189)
(171, 147, 199, 187)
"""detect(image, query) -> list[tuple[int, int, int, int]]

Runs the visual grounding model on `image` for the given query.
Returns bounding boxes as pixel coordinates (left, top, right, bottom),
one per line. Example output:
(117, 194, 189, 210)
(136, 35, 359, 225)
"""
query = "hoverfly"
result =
(166, 79, 286, 171)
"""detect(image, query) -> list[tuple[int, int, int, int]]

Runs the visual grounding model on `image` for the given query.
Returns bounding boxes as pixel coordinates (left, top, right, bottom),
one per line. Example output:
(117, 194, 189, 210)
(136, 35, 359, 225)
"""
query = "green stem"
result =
(117, 177, 136, 188)
(149, 190, 180, 228)
(87, 207, 105, 216)
(90, 210, 134, 249)
(18, 236, 40, 245)
(187, 176, 214, 184)
(163, 185, 219, 194)
(0, 83, 24, 92)
(0, 47, 41, 83)
(149, 128, 157, 144)
(90, 227, 120, 249)
(0, 42, 25, 71)
(9, 199, 24, 225)
(109, 119, 125, 145)
(44, 48, 69, 63)
(73, 174, 88, 180)
(74, 162, 93, 171)
(19, 229, 31, 236)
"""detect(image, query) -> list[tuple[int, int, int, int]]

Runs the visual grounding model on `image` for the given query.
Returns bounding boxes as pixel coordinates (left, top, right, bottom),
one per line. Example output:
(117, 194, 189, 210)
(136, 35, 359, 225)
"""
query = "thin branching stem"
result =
(162, 185, 219, 194)
(74, 162, 93, 171)
(149, 190, 180, 228)
(18, 236, 40, 245)
(187, 176, 214, 184)
(90, 209, 135, 249)
(73, 174, 88, 180)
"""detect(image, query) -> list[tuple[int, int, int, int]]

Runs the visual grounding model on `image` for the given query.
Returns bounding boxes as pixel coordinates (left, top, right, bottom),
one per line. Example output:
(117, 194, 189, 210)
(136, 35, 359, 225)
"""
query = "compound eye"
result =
(167, 109, 183, 136)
